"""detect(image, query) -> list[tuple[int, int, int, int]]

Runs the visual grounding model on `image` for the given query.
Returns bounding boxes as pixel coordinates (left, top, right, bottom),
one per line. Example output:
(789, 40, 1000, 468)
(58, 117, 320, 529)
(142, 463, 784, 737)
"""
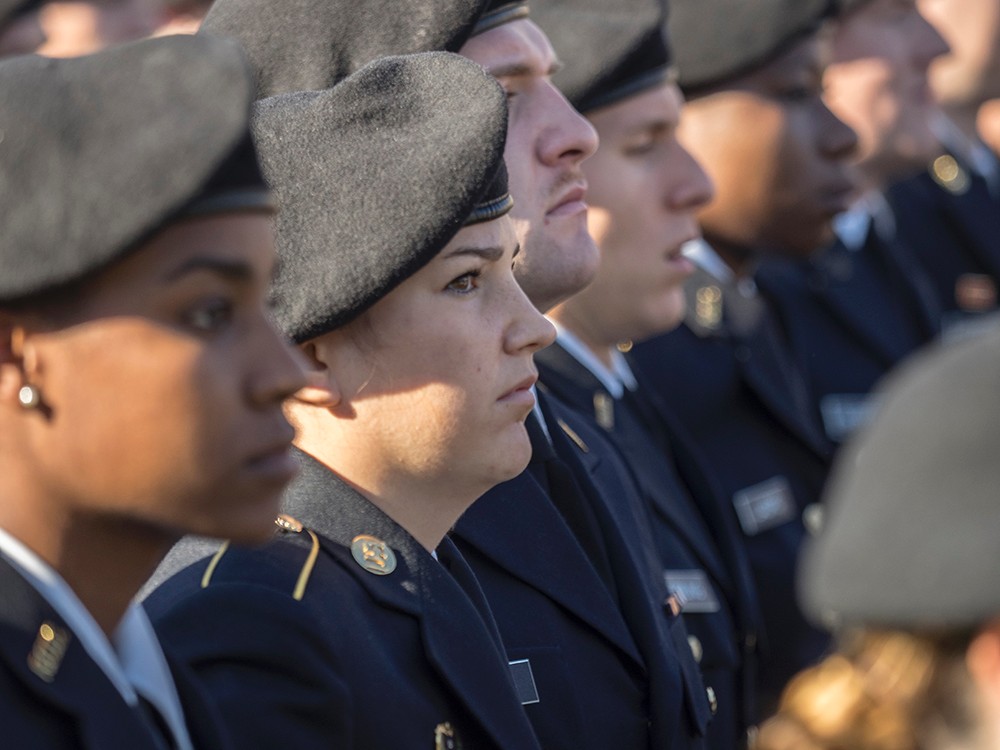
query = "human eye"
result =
(446, 270, 481, 295)
(183, 297, 235, 333)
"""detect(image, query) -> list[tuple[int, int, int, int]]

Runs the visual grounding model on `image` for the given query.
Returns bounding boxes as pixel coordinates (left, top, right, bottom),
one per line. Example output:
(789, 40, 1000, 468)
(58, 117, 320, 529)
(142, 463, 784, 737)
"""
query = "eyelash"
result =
(446, 271, 481, 295)
(183, 297, 234, 333)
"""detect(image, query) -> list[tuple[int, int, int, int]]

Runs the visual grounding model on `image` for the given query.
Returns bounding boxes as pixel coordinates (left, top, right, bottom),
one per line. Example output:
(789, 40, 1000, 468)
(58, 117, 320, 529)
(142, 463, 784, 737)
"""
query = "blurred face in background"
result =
(38, 0, 163, 57)
(918, 0, 1000, 109)
(0, 6, 46, 57)
(823, 0, 949, 185)
(680, 34, 858, 259)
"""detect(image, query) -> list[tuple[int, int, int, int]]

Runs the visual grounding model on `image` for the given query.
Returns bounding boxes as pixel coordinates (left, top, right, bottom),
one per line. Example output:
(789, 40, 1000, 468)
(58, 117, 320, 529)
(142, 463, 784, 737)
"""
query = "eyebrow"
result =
(163, 257, 256, 283)
(444, 245, 507, 263)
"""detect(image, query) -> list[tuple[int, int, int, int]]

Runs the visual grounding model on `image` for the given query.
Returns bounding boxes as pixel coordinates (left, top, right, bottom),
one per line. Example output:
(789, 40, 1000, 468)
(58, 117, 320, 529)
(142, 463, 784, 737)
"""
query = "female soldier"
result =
(757, 327, 1000, 750)
(146, 52, 553, 749)
(0, 35, 304, 749)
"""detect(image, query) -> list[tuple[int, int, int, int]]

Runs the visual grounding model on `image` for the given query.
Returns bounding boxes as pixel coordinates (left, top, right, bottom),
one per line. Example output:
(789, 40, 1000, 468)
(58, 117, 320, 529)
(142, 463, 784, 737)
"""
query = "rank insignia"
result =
(558, 419, 589, 452)
(28, 621, 70, 683)
(351, 535, 397, 575)
(435, 722, 461, 750)
(695, 285, 723, 330)
(593, 392, 614, 431)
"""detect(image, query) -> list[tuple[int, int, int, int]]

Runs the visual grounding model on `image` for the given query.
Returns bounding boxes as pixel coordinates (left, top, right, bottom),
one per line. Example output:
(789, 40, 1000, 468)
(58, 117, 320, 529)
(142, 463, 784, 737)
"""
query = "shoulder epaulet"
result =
(200, 514, 320, 601)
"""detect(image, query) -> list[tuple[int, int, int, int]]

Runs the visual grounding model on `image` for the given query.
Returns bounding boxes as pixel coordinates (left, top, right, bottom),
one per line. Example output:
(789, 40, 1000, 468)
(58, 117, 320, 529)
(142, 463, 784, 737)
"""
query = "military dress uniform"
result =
(537, 333, 765, 749)
(886, 117, 1000, 330)
(453, 390, 713, 750)
(631, 244, 833, 710)
(146, 450, 541, 750)
(757, 202, 943, 444)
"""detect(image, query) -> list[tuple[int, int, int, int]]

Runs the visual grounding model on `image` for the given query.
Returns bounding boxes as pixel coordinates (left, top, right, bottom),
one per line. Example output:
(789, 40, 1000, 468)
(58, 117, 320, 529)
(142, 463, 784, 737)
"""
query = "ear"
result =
(288, 340, 341, 408)
(966, 619, 1000, 718)
(0, 318, 30, 406)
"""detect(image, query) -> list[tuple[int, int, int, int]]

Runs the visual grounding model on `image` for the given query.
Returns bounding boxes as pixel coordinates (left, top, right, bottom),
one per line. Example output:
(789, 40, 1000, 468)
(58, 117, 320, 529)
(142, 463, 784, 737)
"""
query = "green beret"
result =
(255, 52, 511, 343)
(533, 0, 673, 114)
(0, 34, 268, 303)
(201, 0, 528, 99)
(801, 324, 1000, 630)
(670, 0, 830, 94)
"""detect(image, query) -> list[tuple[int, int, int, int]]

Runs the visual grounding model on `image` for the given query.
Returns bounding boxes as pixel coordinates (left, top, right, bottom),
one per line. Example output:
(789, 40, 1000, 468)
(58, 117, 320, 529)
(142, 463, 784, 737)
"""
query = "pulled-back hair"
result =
(755, 628, 982, 750)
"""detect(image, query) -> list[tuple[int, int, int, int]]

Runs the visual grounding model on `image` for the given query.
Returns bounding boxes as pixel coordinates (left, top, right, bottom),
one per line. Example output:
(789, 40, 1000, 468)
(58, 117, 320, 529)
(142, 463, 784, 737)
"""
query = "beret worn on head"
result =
(670, 0, 831, 94)
(533, 0, 671, 114)
(201, 0, 528, 99)
(254, 51, 511, 343)
(801, 323, 1000, 630)
(0, 34, 265, 303)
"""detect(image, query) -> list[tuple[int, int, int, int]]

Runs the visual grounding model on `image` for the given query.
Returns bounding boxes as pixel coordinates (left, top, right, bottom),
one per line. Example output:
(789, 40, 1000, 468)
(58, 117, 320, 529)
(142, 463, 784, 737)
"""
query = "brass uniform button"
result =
(687, 635, 703, 664)
(931, 154, 970, 195)
(275, 513, 304, 533)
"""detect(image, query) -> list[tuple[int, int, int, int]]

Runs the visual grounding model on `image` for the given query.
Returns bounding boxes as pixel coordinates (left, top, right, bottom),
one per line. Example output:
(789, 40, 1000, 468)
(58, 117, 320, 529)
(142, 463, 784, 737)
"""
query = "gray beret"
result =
(255, 51, 511, 343)
(0, 34, 264, 303)
(201, 0, 528, 99)
(533, 0, 672, 114)
(670, 0, 830, 94)
(801, 323, 1000, 630)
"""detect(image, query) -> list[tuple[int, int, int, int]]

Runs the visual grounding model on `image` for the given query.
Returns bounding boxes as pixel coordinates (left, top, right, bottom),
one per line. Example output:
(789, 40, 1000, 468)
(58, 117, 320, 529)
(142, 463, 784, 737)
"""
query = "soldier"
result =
(758, 326, 1000, 750)
(531, 0, 765, 746)
(0, 0, 45, 56)
(756, 0, 949, 444)
(146, 51, 553, 749)
(0, 34, 304, 749)
(198, 0, 715, 746)
(630, 0, 858, 712)
(885, 0, 1000, 328)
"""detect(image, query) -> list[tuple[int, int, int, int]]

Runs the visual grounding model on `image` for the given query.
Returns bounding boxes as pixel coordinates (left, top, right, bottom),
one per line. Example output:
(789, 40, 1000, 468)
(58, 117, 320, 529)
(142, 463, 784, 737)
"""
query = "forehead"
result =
(459, 18, 557, 76)
(588, 82, 683, 136)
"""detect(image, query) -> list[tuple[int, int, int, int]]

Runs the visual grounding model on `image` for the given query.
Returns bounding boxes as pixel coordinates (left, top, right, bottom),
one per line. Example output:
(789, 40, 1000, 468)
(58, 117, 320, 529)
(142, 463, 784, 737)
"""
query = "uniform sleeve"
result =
(151, 581, 353, 750)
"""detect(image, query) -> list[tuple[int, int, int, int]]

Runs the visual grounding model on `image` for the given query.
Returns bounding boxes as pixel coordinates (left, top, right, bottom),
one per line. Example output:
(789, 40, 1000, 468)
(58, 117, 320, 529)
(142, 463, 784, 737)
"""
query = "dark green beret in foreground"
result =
(202, 0, 528, 99)
(669, 0, 830, 94)
(0, 34, 269, 303)
(255, 51, 511, 344)
(533, 0, 671, 114)
(801, 323, 1000, 630)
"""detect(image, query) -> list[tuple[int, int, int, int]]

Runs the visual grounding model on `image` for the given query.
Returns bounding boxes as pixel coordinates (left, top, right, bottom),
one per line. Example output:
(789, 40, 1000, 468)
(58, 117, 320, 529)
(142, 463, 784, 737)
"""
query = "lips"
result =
(498, 372, 538, 403)
(546, 183, 588, 217)
(245, 422, 298, 478)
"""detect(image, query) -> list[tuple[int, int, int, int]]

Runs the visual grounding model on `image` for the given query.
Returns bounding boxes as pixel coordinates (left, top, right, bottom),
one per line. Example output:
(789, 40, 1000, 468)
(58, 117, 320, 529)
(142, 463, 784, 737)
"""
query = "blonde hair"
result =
(755, 629, 980, 750)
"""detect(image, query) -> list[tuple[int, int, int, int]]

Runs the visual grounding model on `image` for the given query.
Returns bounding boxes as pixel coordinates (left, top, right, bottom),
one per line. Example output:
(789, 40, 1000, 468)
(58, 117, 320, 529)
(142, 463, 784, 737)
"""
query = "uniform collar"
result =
(833, 191, 895, 252)
(0, 526, 193, 750)
(684, 237, 758, 298)
(550, 321, 637, 399)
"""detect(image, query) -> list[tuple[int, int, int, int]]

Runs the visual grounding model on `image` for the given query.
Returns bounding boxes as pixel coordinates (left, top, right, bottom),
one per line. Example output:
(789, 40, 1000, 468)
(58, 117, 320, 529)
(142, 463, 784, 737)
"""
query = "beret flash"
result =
(254, 51, 511, 343)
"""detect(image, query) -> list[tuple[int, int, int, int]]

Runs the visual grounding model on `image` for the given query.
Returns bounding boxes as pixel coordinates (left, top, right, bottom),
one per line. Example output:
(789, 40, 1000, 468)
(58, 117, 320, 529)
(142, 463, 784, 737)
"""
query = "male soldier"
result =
(885, 0, 1000, 327)
(757, 0, 949, 445)
(530, 0, 765, 747)
(0, 0, 45, 56)
(631, 0, 858, 712)
(180, 1, 714, 747)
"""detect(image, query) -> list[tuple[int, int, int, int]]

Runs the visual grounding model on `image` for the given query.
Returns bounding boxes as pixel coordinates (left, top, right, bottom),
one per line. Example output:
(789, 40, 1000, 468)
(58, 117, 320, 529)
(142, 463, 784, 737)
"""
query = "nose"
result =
(668, 144, 715, 213)
(248, 318, 309, 407)
(504, 279, 557, 355)
(818, 100, 859, 162)
(536, 82, 599, 168)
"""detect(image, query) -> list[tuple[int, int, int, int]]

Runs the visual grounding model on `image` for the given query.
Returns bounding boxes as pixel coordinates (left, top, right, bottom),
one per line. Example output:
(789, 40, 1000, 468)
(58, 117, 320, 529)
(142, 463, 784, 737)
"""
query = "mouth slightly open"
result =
(546, 183, 588, 218)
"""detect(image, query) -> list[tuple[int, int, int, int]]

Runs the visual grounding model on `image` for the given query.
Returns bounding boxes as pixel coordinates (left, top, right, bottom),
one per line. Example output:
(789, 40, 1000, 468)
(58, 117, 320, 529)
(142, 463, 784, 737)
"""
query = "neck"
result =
(549, 304, 617, 370)
(0, 474, 173, 636)
(944, 103, 982, 147)
(706, 236, 756, 279)
(295, 434, 476, 553)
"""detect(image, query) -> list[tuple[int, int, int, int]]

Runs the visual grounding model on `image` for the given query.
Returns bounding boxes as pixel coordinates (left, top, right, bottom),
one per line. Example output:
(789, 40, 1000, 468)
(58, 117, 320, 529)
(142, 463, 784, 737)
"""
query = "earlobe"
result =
(289, 341, 341, 408)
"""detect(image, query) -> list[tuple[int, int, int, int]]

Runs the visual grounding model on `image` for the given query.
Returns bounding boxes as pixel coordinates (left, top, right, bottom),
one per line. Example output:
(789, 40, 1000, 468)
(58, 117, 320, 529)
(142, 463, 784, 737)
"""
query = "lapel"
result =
(932, 158, 1000, 279)
(0, 558, 162, 750)
(281, 450, 540, 750)
(808, 236, 925, 365)
(537, 343, 730, 587)
(167, 654, 235, 750)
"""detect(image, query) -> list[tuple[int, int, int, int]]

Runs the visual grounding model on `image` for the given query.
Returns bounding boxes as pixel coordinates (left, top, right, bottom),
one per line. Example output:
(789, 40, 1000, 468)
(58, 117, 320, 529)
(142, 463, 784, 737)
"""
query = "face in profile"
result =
(824, 0, 949, 183)
(553, 81, 714, 344)
(679, 34, 859, 257)
(9, 213, 305, 545)
(0, 8, 46, 57)
(320, 215, 555, 498)
(38, 0, 164, 57)
(460, 19, 601, 314)
(918, 0, 1000, 109)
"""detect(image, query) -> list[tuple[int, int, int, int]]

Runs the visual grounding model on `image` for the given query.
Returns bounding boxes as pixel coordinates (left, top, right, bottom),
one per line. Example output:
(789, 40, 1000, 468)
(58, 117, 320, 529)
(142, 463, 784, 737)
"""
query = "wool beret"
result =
(533, 0, 671, 114)
(201, 0, 529, 99)
(670, 0, 831, 94)
(801, 322, 1000, 630)
(0, 34, 269, 303)
(254, 51, 511, 343)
